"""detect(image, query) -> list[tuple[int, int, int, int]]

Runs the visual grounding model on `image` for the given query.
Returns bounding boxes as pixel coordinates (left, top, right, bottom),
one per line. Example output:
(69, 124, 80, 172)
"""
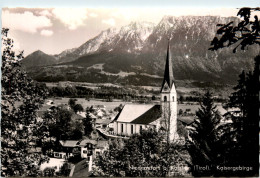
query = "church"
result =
(112, 41, 181, 141)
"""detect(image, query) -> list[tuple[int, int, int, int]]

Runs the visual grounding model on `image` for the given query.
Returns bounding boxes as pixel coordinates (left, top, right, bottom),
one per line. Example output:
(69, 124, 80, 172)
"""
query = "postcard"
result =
(1, 2, 259, 177)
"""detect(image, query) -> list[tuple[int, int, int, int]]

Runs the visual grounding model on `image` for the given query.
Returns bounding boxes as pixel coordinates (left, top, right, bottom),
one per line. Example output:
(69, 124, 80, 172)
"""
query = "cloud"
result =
(39, 10, 52, 17)
(89, 12, 98, 18)
(40, 29, 54, 36)
(102, 18, 116, 26)
(111, 9, 139, 20)
(2, 10, 52, 33)
(52, 8, 88, 30)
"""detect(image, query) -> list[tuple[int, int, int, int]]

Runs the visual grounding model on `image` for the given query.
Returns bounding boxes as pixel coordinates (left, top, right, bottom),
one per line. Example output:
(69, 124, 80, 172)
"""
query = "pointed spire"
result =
(161, 39, 174, 92)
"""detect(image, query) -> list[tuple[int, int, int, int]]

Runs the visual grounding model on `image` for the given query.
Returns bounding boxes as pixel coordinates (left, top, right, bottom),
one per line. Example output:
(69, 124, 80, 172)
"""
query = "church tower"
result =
(160, 41, 178, 141)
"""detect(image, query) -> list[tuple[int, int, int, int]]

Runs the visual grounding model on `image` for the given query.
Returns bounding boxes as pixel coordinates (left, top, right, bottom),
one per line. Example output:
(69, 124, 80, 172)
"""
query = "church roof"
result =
(113, 104, 194, 126)
(114, 104, 156, 123)
(161, 41, 175, 92)
(131, 105, 161, 124)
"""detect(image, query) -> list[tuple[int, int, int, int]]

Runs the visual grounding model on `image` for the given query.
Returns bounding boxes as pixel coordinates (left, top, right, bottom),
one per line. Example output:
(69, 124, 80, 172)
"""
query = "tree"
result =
(1, 28, 49, 176)
(179, 95, 184, 104)
(178, 109, 183, 115)
(218, 56, 259, 176)
(58, 162, 71, 176)
(83, 106, 95, 137)
(93, 129, 189, 177)
(209, 7, 260, 53)
(46, 107, 73, 142)
(65, 86, 77, 97)
(68, 98, 77, 109)
(114, 104, 123, 112)
(209, 7, 259, 176)
(69, 120, 83, 140)
(187, 91, 221, 176)
(73, 103, 84, 113)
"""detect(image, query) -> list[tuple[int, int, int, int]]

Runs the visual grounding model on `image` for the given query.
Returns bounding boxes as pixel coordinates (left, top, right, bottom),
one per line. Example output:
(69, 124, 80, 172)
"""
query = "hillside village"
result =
(34, 44, 199, 176)
(36, 99, 196, 176)
(32, 43, 230, 176)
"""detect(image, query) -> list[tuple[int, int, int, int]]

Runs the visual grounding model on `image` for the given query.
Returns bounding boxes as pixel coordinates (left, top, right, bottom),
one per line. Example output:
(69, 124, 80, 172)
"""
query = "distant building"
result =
(79, 139, 97, 159)
(93, 105, 106, 110)
(95, 119, 111, 129)
(54, 140, 81, 159)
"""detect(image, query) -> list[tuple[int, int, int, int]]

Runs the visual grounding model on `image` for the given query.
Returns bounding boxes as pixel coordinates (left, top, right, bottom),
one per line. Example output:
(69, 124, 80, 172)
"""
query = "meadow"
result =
(44, 97, 227, 115)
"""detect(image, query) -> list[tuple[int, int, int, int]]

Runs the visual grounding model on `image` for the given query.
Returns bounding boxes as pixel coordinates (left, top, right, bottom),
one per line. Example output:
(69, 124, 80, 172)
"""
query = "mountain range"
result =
(22, 15, 258, 87)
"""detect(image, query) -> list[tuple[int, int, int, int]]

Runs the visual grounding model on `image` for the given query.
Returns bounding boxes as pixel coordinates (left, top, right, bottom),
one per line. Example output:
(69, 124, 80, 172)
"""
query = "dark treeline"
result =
(47, 85, 227, 103)
(182, 96, 227, 103)
(48, 85, 156, 102)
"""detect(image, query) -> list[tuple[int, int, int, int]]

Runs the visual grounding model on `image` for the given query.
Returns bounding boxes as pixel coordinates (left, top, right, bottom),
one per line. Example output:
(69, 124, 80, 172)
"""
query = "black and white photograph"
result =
(1, 0, 259, 177)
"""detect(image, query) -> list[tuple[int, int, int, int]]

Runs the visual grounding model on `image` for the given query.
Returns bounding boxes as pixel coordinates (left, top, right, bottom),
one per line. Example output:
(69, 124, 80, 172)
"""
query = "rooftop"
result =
(115, 104, 155, 123)
(131, 105, 161, 125)
(96, 119, 111, 125)
(60, 140, 80, 147)
(79, 138, 97, 146)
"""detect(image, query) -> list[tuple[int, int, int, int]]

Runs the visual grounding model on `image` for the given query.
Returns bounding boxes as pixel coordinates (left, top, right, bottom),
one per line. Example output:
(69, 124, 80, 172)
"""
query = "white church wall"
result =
(113, 121, 158, 136)
(113, 122, 118, 134)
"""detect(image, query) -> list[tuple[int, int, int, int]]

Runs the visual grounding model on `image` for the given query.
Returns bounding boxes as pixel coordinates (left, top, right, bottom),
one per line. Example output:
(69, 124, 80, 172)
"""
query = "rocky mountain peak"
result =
(22, 15, 257, 86)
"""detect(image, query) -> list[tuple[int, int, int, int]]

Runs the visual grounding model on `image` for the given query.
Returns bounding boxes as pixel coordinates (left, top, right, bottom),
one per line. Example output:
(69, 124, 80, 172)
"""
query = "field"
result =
(45, 97, 129, 111)
(178, 103, 226, 115)
(43, 97, 227, 115)
(44, 81, 233, 99)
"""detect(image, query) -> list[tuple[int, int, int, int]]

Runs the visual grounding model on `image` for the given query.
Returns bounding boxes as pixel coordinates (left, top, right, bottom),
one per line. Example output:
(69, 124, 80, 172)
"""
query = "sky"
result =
(1, 0, 260, 56)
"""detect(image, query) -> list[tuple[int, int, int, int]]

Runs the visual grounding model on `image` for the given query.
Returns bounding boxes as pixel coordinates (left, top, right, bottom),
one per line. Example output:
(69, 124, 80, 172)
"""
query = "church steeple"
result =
(160, 40, 178, 141)
(161, 40, 174, 92)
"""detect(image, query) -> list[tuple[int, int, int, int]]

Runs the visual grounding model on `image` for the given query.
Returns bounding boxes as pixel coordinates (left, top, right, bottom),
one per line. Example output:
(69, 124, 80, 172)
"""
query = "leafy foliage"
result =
(209, 7, 260, 52)
(93, 129, 189, 177)
(68, 98, 77, 108)
(83, 107, 95, 137)
(73, 103, 84, 113)
(58, 162, 71, 176)
(42, 106, 84, 141)
(1, 28, 49, 176)
(46, 107, 73, 141)
(209, 7, 259, 176)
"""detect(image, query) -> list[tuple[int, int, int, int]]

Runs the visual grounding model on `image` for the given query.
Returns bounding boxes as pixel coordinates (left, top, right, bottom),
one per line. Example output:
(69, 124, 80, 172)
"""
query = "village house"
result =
(95, 119, 111, 129)
(54, 140, 81, 159)
(53, 139, 109, 162)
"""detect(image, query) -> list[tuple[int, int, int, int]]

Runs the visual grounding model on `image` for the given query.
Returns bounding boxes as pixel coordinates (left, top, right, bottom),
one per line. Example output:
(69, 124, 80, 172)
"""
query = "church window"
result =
(140, 125, 142, 131)
(164, 96, 167, 102)
(131, 125, 134, 134)
(121, 124, 124, 133)
(172, 96, 174, 101)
